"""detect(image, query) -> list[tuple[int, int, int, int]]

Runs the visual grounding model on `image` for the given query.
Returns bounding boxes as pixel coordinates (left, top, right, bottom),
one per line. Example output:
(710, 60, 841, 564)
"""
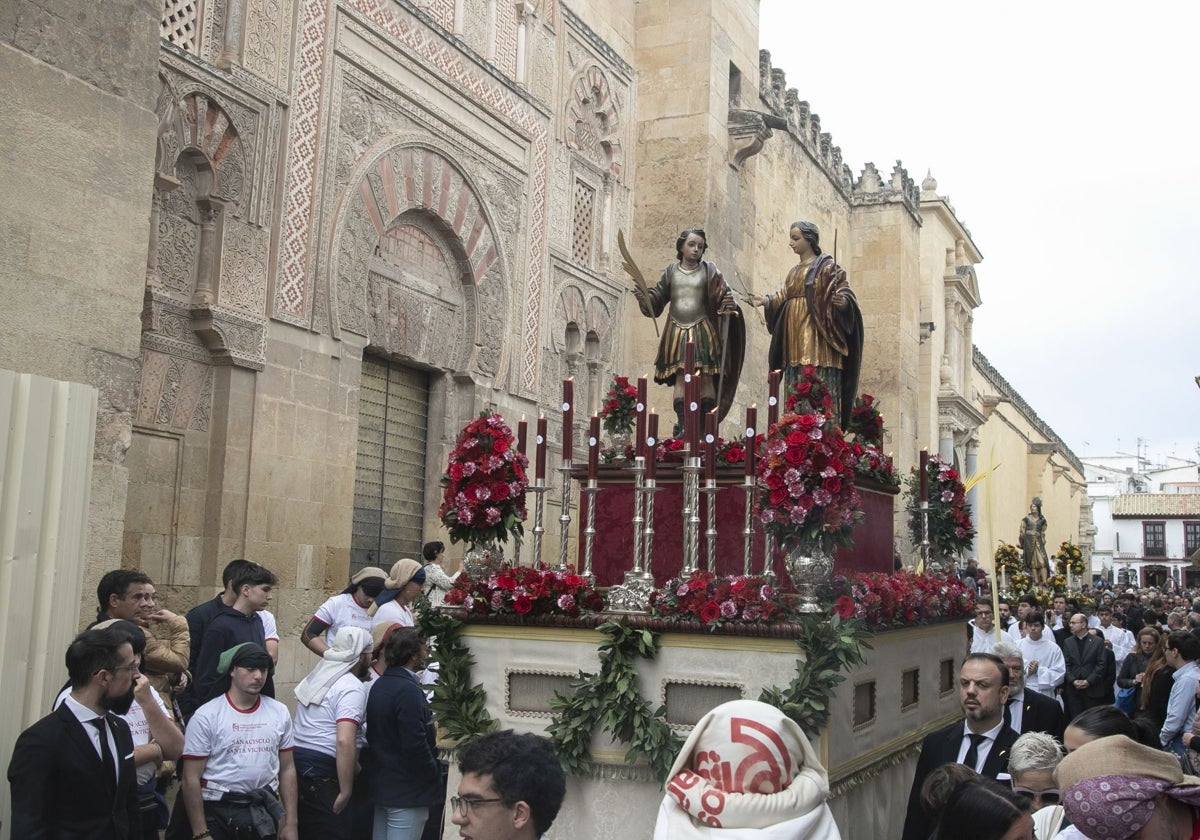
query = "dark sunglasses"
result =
(1011, 786, 1061, 805)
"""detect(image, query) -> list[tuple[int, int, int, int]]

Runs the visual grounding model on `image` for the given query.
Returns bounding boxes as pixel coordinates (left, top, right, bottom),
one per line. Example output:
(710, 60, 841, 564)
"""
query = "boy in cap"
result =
(180, 643, 298, 840)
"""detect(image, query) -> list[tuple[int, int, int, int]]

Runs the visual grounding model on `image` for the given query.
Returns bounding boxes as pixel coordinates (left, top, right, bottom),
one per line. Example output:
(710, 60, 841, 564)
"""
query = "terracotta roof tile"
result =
(1111, 494, 1200, 518)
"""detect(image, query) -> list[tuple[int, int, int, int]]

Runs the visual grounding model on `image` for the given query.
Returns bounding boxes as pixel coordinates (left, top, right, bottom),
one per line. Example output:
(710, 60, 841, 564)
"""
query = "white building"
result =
(1085, 455, 1200, 588)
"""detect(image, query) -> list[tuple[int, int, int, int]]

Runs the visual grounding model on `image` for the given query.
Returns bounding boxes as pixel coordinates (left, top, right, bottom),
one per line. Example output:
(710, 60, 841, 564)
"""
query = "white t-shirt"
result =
(54, 685, 172, 786)
(183, 694, 294, 800)
(259, 610, 278, 642)
(292, 672, 368, 759)
(314, 593, 374, 646)
(371, 599, 414, 629)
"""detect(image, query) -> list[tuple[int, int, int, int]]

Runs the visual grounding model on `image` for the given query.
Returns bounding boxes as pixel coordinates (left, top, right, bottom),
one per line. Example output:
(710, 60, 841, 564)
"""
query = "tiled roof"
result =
(1111, 494, 1200, 517)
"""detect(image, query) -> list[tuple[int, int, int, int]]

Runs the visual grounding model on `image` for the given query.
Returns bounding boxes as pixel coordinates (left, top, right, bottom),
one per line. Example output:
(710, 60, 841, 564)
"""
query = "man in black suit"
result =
(900, 653, 1019, 840)
(993, 641, 1066, 742)
(8, 626, 142, 838)
(1062, 612, 1108, 721)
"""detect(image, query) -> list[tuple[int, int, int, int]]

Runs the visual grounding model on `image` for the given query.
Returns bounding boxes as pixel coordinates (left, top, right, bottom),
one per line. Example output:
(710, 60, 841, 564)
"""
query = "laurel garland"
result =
(546, 620, 683, 781)
(417, 602, 497, 744)
(758, 613, 872, 739)
(425, 610, 872, 779)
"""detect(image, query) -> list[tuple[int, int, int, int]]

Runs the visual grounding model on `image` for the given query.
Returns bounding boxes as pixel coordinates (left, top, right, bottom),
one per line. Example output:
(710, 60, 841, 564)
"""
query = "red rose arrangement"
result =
(442, 564, 604, 618)
(849, 440, 898, 487)
(599, 375, 638, 437)
(846, 394, 884, 445)
(785, 366, 834, 416)
(829, 570, 976, 629)
(904, 454, 975, 561)
(754, 403, 862, 553)
(438, 413, 528, 546)
(649, 570, 792, 627)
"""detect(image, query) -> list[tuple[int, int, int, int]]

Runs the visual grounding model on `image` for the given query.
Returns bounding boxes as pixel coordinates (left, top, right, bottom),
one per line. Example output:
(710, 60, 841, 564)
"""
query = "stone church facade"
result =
(3, 0, 1086, 692)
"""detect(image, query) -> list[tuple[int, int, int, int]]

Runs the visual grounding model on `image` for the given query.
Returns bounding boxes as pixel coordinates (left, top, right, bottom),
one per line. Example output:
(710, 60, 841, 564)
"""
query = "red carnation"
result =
(513, 595, 533, 615)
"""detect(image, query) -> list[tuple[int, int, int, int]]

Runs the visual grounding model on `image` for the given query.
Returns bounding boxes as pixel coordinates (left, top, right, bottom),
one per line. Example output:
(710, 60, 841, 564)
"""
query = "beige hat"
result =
(350, 566, 387, 586)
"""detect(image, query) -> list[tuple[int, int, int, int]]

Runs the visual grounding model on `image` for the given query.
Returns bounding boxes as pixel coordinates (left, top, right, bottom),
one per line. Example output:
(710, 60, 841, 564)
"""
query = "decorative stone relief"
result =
(244, 0, 283, 81)
(565, 65, 622, 176)
(220, 221, 268, 315)
(157, 163, 201, 299)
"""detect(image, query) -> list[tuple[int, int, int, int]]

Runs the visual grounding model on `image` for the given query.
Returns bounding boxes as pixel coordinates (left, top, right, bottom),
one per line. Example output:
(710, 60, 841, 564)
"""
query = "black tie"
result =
(963, 733, 985, 771)
(90, 717, 117, 787)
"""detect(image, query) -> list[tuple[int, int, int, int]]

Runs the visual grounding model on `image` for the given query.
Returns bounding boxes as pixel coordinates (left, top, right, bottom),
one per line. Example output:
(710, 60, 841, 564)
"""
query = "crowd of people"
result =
(5, 546, 574, 840)
(904, 584, 1200, 839)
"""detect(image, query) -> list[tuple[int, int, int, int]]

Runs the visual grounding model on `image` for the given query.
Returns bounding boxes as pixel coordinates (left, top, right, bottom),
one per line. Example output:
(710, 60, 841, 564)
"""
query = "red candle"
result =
(562, 377, 574, 463)
(705, 409, 717, 481)
(535, 414, 547, 480)
(683, 342, 696, 447)
(768, 369, 781, 430)
(588, 415, 600, 480)
(516, 415, 527, 459)
(919, 449, 929, 503)
(645, 412, 658, 480)
(744, 403, 757, 479)
(635, 376, 648, 460)
(689, 371, 702, 455)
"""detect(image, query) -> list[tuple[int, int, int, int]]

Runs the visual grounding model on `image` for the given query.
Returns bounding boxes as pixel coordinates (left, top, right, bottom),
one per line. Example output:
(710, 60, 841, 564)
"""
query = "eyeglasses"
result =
(1011, 786, 1061, 805)
(450, 796, 506, 817)
(109, 660, 141, 675)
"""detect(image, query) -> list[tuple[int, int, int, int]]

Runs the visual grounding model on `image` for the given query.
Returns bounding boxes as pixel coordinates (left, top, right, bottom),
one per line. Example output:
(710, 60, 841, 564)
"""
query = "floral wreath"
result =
(1053, 540, 1086, 576)
(649, 570, 791, 626)
(904, 455, 975, 560)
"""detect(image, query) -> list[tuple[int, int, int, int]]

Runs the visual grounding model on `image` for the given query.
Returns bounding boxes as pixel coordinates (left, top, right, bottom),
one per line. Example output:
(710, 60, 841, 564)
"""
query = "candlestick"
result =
(516, 415, 527, 459)
(529, 478, 548, 566)
(644, 413, 658, 481)
(535, 415, 547, 480)
(683, 342, 696, 445)
(688, 370, 701, 455)
(587, 414, 600, 480)
(581, 478, 599, 580)
(562, 377, 574, 463)
(702, 477, 719, 573)
(704, 410, 717, 481)
(919, 449, 929, 503)
(635, 376, 648, 460)
(768, 369, 781, 430)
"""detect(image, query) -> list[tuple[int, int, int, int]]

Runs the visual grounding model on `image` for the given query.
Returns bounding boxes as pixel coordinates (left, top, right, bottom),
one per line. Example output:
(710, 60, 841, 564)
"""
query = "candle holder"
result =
(556, 461, 574, 572)
(606, 457, 656, 613)
(580, 479, 600, 581)
(701, 478, 720, 572)
(529, 478, 548, 567)
(741, 478, 756, 576)
(629, 457, 646, 575)
(681, 453, 703, 574)
(919, 501, 937, 573)
(642, 478, 661, 580)
(763, 533, 775, 577)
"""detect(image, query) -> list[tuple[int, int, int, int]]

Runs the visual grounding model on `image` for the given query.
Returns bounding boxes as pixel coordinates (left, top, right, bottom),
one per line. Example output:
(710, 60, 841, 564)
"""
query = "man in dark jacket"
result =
(8, 627, 143, 838)
(361, 628, 442, 839)
(1062, 612, 1108, 721)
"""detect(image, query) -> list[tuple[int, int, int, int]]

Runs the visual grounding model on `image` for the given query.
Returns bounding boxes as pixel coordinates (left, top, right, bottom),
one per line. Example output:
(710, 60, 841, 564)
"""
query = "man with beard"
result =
(993, 641, 1065, 741)
(7, 626, 146, 838)
(53, 620, 185, 840)
(291, 627, 373, 839)
(180, 643, 298, 840)
(901, 653, 1019, 840)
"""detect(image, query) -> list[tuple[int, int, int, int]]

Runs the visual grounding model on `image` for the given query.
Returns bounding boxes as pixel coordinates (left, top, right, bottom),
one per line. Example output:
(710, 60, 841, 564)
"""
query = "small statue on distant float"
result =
(1020, 497, 1051, 584)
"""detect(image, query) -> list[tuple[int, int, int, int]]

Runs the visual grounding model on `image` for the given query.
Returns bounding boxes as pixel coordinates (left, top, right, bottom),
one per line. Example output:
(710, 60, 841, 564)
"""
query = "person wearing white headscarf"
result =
(370, 559, 426, 628)
(292, 626, 373, 839)
(652, 699, 841, 840)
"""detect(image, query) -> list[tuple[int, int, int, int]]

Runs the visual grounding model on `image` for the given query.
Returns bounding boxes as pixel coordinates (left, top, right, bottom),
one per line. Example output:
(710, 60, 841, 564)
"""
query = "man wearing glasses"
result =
(450, 730, 566, 840)
(7, 626, 146, 838)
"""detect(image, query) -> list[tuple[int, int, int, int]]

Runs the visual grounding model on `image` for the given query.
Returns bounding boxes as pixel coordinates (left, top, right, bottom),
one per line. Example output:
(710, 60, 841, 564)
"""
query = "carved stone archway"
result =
(329, 142, 510, 383)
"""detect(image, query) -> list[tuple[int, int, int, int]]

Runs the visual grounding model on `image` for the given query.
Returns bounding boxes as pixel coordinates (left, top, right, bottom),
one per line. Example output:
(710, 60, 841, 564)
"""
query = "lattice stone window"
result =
(571, 180, 595, 267)
(162, 0, 199, 53)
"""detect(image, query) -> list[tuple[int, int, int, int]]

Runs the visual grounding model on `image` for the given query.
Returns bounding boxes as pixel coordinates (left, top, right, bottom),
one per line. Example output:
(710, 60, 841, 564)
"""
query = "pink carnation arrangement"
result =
(830, 570, 976, 629)
(649, 569, 792, 627)
(438, 413, 528, 546)
(442, 564, 604, 618)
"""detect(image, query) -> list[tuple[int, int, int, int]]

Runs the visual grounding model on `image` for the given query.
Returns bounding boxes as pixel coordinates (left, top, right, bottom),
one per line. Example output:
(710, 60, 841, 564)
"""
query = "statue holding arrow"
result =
(620, 228, 745, 436)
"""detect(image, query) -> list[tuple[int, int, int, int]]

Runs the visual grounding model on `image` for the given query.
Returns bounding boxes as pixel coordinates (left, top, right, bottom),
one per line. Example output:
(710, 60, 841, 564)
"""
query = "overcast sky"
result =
(759, 0, 1200, 467)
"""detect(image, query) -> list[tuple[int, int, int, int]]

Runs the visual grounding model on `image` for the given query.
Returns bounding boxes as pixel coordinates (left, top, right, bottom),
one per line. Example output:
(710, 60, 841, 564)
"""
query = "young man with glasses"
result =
(451, 730, 566, 840)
